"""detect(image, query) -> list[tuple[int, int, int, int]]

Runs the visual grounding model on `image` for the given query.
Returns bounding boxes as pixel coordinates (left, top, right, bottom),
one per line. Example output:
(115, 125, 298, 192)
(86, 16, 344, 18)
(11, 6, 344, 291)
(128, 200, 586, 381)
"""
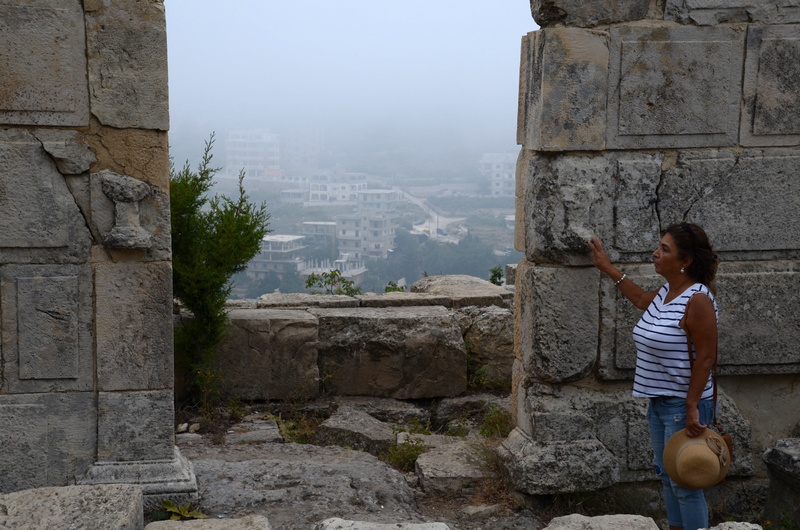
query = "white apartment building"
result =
(306, 168, 368, 206)
(479, 152, 516, 197)
(335, 189, 400, 260)
(224, 130, 283, 181)
(246, 234, 306, 279)
(298, 255, 368, 288)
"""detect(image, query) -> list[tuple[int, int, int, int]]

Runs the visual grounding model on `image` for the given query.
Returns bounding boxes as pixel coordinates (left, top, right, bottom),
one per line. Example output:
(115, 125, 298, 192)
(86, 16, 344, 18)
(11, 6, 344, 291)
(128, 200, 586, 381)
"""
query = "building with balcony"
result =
(246, 234, 306, 280)
(335, 189, 400, 260)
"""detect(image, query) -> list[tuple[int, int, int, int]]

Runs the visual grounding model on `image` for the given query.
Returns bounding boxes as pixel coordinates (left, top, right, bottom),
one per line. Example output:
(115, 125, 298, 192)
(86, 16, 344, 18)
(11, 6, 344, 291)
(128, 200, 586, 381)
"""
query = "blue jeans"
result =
(648, 397, 715, 530)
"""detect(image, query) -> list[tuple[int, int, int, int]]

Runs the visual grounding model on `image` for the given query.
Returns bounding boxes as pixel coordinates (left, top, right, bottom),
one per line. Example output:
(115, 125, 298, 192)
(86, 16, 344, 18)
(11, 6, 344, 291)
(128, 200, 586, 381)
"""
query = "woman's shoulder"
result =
(687, 283, 714, 301)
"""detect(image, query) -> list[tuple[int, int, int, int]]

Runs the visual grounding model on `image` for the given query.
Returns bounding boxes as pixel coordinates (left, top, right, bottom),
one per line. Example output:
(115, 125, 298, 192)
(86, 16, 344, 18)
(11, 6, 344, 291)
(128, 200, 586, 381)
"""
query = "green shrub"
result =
(489, 265, 504, 285)
(479, 405, 514, 438)
(305, 269, 361, 296)
(383, 436, 428, 472)
(171, 133, 270, 409)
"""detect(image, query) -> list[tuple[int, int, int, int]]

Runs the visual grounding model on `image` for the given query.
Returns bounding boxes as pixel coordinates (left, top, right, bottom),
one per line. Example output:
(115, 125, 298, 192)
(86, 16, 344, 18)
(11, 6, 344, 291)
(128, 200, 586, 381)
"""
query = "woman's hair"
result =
(663, 223, 719, 291)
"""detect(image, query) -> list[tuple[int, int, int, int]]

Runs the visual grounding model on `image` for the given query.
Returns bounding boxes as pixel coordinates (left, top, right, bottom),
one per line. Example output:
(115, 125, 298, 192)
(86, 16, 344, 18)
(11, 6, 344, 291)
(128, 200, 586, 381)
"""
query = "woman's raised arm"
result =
(587, 237, 657, 310)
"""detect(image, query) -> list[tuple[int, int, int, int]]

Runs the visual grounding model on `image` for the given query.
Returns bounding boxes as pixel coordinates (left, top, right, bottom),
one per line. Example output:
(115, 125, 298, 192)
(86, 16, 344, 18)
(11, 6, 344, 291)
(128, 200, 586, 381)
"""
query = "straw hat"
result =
(663, 428, 730, 489)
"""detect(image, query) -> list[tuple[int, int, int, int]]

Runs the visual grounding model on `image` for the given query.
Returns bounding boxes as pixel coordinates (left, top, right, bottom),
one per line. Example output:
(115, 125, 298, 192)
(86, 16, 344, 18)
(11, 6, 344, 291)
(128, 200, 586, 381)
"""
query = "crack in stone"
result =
(682, 153, 741, 221)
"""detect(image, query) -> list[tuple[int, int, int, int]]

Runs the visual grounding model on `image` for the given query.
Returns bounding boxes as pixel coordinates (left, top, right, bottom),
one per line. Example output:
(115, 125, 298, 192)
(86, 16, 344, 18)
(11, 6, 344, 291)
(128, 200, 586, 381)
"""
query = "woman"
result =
(587, 223, 719, 530)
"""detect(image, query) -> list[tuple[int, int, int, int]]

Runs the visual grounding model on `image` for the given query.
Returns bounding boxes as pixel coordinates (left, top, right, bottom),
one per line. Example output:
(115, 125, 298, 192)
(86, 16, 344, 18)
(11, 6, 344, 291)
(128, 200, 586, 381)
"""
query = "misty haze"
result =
(166, 1, 537, 296)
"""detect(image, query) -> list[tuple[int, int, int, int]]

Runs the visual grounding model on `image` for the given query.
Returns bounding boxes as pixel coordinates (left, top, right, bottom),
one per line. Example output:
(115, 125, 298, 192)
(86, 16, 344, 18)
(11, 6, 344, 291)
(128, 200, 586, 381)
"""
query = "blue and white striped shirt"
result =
(632, 283, 717, 399)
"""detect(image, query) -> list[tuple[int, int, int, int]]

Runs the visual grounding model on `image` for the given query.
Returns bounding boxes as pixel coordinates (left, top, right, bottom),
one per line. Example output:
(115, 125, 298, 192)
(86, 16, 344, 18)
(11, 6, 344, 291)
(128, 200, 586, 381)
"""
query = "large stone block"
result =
(522, 153, 616, 265)
(763, 438, 800, 525)
(666, 0, 800, 25)
(0, 392, 96, 493)
(511, 381, 752, 486)
(460, 305, 514, 387)
(95, 261, 173, 391)
(518, 29, 609, 151)
(97, 390, 174, 462)
(721, 374, 800, 456)
(312, 306, 466, 399)
(607, 26, 744, 149)
(741, 25, 800, 147)
(0, 0, 89, 126)
(524, 149, 800, 266)
(661, 150, 800, 253)
(410, 274, 513, 308)
(515, 261, 599, 383)
(544, 514, 659, 530)
(531, 0, 651, 27)
(0, 484, 143, 530)
(85, 1, 169, 130)
(213, 309, 319, 401)
(0, 264, 94, 393)
(0, 129, 92, 263)
(598, 261, 800, 379)
(498, 428, 620, 494)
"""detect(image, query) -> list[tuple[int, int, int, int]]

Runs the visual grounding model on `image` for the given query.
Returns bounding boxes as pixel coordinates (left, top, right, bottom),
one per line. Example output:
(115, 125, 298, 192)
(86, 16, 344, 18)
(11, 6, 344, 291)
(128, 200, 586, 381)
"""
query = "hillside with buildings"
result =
(217, 129, 520, 298)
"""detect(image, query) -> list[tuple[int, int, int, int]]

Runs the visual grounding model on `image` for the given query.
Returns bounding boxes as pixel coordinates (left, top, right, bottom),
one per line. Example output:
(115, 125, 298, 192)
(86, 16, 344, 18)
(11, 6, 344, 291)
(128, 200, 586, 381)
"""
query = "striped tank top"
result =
(632, 283, 717, 399)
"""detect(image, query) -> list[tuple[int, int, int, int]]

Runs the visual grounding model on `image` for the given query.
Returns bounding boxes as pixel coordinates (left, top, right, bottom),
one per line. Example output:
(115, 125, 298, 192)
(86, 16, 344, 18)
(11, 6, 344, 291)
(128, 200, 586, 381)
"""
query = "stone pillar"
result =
(0, 0, 195, 504)
(502, 0, 800, 494)
(763, 439, 800, 525)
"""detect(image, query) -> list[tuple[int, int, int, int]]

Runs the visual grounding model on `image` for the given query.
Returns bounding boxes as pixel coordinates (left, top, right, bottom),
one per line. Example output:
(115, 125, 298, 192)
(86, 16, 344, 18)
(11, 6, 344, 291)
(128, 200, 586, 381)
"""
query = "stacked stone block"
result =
(503, 0, 800, 494)
(0, 0, 194, 501)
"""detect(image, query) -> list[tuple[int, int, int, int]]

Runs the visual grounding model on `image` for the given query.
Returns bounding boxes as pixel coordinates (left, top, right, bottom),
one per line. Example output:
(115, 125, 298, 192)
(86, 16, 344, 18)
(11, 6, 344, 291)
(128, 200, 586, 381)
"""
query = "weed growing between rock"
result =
(479, 404, 513, 438)
(382, 436, 428, 472)
(267, 410, 327, 444)
(469, 439, 518, 508)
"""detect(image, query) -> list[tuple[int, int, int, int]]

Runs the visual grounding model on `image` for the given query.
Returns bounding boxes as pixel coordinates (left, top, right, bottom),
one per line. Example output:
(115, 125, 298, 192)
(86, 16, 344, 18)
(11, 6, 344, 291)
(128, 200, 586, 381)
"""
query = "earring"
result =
(680, 267, 685, 273)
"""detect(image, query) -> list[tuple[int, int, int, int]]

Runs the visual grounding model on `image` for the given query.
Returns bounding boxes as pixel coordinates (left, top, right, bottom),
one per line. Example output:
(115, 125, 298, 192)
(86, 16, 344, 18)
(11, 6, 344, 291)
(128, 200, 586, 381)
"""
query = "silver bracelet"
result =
(614, 273, 627, 287)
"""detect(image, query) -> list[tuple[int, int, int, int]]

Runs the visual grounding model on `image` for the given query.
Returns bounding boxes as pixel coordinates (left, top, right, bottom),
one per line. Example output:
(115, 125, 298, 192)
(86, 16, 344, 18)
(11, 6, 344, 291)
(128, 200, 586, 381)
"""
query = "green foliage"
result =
(305, 269, 362, 296)
(267, 412, 325, 444)
(227, 398, 246, 423)
(489, 265, 504, 286)
(383, 436, 428, 472)
(465, 338, 489, 390)
(162, 500, 207, 521)
(384, 280, 406, 293)
(479, 405, 514, 439)
(444, 419, 470, 437)
(171, 133, 271, 407)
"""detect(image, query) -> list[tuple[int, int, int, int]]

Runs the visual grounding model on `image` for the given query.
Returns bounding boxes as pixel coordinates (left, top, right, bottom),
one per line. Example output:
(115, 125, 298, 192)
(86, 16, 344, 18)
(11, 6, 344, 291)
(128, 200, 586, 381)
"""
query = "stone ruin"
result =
(2, 0, 800, 522)
(503, 0, 800, 498)
(0, 0, 194, 502)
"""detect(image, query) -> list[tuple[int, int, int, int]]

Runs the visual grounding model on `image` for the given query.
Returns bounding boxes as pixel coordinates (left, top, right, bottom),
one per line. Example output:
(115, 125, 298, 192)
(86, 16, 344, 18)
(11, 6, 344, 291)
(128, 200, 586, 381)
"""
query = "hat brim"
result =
(663, 428, 730, 489)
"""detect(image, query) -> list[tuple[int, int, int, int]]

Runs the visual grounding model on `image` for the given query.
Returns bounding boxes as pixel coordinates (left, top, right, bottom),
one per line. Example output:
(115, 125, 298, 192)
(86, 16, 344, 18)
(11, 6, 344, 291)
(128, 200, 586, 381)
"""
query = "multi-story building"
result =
(307, 167, 368, 205)
(301, 221, 337, 260)
(245, 234, 306, 280)
(224, 130, 283, 181)
(298, 255, 368, 288)
(479, 152, 516, 197)
(335, 189, 400, 260)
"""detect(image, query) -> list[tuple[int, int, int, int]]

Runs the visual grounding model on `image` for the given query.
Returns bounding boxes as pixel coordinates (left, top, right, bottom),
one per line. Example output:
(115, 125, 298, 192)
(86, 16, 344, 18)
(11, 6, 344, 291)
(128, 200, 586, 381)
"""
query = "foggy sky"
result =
(165, 1, 538, 168)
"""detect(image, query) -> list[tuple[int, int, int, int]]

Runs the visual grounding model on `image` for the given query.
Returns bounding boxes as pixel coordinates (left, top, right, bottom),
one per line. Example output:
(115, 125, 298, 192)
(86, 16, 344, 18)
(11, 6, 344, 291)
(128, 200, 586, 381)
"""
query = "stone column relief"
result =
(503, 0, 800, 495)
(0, 0, 195, 506)
(99, 170, 153, 249)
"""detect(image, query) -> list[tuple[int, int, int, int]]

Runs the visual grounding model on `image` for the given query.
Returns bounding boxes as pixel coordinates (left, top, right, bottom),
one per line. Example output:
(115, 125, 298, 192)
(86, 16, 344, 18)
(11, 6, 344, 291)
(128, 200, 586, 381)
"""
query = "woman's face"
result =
(652, 233, 686, 277)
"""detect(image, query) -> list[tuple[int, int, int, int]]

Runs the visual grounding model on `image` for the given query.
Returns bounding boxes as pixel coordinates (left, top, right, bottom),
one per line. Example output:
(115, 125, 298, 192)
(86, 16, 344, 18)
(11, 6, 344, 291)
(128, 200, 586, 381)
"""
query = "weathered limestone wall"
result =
(208, 276, 515, 402)
(0, 0, 194, 501)
(503, 0, 800, 495)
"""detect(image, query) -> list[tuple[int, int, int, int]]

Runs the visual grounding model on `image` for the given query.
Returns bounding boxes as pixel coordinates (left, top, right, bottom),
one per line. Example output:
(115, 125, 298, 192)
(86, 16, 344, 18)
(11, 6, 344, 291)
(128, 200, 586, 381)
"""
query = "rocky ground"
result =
(171, 394, 549, 529)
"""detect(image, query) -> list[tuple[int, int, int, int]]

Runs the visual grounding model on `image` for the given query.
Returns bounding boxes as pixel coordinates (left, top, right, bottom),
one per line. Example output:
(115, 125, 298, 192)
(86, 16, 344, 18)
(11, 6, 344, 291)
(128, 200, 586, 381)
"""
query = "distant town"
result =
(207, 130, 520, 297)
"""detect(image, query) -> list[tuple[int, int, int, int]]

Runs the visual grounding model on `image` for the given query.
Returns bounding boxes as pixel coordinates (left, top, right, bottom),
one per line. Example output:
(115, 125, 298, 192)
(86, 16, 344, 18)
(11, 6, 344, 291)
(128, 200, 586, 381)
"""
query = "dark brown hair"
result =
(663, 223, 719, 292)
